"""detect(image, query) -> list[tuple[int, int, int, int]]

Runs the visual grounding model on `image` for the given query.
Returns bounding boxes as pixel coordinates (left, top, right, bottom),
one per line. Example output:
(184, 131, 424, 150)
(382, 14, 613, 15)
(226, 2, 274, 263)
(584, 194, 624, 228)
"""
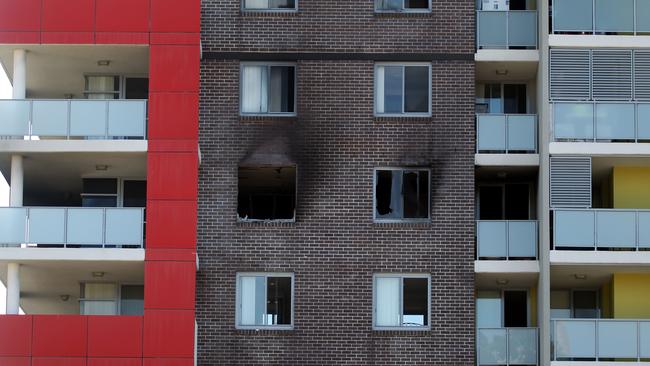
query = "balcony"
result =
(552, 319, 650, 361)
(477, 220, 538, 259)
(0, 99, 147, 140)
(477, 114, 538, 154)
(0, 207, 144, 248)
(554, 209, 650, 250)
(552, 0, 650, 35)
(478, 327, 539, 365)
(477, 11, 538, 50)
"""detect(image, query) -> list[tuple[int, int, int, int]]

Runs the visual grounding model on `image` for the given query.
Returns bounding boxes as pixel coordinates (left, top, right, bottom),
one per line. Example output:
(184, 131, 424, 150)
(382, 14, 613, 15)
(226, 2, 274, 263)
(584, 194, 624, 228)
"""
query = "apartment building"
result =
(0, 1, 200, 365)
(196, 0, 476, 364)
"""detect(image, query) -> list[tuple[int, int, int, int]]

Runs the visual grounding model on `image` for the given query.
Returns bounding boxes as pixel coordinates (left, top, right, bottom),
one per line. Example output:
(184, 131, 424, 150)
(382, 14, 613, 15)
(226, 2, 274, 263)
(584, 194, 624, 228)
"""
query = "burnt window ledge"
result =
(237, 218, 297, 226)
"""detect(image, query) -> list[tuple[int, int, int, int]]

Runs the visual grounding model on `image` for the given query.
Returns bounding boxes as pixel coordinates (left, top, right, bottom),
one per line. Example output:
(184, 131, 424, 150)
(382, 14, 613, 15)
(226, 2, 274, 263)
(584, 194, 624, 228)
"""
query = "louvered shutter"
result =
(550, 49, 591, 101)
(550, 156, 592, 208)
(592, 50, 632, 101)
(634, 50, 650, 100)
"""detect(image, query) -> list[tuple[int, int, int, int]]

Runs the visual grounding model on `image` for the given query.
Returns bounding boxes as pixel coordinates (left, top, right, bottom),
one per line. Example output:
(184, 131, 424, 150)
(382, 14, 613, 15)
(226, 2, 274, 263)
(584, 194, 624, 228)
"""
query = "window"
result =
(120, 285, 144, 316)
(375, 63, 431, 116)
(241, 63, 296, 115)
(84, 76, 149, 100)
(80, 283, 144, 316)
(238, 166, 296, 221)
(373, 274, 430, 329)
(242, 0, 297, 10)
(374, 168, 430, 222)
(236, 273, 294, 329)
(82, 178, 118, 207)
(375, 0, 431, 12)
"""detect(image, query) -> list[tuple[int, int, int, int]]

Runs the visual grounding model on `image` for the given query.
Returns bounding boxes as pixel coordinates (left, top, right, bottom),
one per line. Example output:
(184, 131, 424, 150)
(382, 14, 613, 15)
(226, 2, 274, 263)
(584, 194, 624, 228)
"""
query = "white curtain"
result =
(242, 66, 268, 113)
(376, 66, 385, 113)
(244, 0, 269, 9)
(376, 277, 400, 326)
(86, 76, 117, 100)
(240, 276, 266, 325)
(81, 283, 117, 315)
(390, 171, 403, 218)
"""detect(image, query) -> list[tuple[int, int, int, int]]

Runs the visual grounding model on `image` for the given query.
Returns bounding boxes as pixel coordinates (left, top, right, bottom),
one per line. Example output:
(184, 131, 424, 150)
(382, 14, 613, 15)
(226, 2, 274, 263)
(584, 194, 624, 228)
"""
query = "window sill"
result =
(373, 220, 430, 227)
(374, 116, 432, 123)
(374, 11, 433, 18)
(237, 219, 296, 227)
(372, 328, 432, 336)
(240, 10, 299, 17)
(235, 327, 295, 334)
(240, 115, 297, 123)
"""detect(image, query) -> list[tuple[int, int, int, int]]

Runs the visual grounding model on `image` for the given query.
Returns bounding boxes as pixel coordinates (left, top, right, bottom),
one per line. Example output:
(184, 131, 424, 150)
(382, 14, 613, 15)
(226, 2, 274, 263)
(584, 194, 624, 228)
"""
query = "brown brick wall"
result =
(196, 58, 476, 365)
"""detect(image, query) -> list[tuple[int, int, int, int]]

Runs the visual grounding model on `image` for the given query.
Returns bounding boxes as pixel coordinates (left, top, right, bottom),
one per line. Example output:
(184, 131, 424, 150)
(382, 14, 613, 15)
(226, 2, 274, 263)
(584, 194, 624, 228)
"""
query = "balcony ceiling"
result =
(551, 264, 650, 289)
(0, 45, 148, 99)
(476, 61, 538, 82)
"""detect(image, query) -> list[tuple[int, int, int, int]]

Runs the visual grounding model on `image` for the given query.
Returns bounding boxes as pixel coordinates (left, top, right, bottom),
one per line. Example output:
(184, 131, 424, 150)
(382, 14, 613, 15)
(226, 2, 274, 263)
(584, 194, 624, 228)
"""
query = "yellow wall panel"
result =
(612, 167, 650, 209)
(612, 273, 650, 318)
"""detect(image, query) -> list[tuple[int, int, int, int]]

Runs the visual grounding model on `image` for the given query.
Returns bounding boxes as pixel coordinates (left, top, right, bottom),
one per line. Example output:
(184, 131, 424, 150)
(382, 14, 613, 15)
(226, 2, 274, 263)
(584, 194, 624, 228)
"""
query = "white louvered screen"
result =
(634, 50, 650, 100)
(550, 156, 592, 208)
(550, 49, 591, 101)
(592, 50, 632, 100)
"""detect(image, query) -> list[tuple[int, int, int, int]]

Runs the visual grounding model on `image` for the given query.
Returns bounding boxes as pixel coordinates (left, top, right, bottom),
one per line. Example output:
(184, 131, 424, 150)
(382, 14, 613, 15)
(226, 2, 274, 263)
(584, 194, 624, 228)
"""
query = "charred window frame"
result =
(374, 63, 432, 117)
(240, 62, 297, 117)
(373, 273, 431, 330)
(373, 168, 431, 223)
(374, 0, 431, 12)
(235, 273, 294, 330)
(241, 0, 298, 11)
(238, 166, 297, 222)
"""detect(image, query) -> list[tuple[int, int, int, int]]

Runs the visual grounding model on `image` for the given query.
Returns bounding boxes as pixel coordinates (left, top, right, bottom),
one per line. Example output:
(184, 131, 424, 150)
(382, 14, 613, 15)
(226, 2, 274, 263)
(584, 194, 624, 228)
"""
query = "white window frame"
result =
(241, 0, 298, 12)
(373, 167, 432, 223)
(239, 62, 298, 117)
(235, 272, 295, 330)
(374, 62, 432, 117)
(79, 282, 144, 316)
(374, 0, 432, 13)
(373, 273, 431, 331)
(84, 74, 149, 100)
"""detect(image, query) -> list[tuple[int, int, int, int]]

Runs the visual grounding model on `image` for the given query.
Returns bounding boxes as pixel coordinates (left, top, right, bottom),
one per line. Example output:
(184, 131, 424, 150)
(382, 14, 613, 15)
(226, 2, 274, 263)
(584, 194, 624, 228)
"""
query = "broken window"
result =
(238, 166, 296, 221)
(375, 168, 430, 221)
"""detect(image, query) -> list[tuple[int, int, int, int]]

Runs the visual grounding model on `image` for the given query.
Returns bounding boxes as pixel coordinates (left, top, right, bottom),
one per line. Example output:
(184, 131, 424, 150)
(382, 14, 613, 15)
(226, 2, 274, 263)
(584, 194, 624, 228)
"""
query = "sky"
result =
(0, 66, 12, 312)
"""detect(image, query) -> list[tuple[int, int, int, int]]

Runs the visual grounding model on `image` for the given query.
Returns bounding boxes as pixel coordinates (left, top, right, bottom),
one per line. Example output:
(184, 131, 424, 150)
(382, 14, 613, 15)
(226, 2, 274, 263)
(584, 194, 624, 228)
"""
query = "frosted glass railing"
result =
(477, 220, 538, 259)
(0, 207, 144, 248)
(80, 299, 118, 315)
(552, 319, 650, 361)
(554, 209, 650, 250)
(0, 99, 147, 139)
(553, 0, 650, 34)
(478, 328, 538, 365)
(477, 11, 538, 49)
(553, 102, 650, 142)
(477, 114, 538, 153)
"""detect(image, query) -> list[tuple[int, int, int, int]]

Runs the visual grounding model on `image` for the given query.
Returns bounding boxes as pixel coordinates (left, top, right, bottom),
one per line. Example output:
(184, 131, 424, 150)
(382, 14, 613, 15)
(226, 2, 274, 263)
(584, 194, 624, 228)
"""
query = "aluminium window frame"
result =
(239, 62, 298, 117)
(374, 62, 432, 117)
(372, 167, 432, 223)
(84, 74, 149, 100)
(241, 0, 298, 12)
(79, 281, 144, 316)
(476, 288, 532, 328)
(235, 272, 295, 330)
(372, 273, 432, 331)
(374, 0, 432, 13)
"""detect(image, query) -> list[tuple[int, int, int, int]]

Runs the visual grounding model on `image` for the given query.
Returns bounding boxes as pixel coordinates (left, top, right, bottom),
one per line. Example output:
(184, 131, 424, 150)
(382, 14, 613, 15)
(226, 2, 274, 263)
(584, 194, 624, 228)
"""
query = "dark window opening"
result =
(238, 166, 296, 221)
(404, 66, 430, 113)
(403, 278, 428, 326)
(405, 0, 429, 9)
(82, 178, 118, 208)
(267, 277, 292, 325)
(376, 169, 430, 220)
(503, 84, 527, 114)
(120, 285, 144, 316)
(123, 180, 147, 208)
(573, 290, 599, 318)
(124, 78, 149, 100)
(478, 184, 530, 220)
(503, 290, 528, 327)
(269, 66, 295, 113)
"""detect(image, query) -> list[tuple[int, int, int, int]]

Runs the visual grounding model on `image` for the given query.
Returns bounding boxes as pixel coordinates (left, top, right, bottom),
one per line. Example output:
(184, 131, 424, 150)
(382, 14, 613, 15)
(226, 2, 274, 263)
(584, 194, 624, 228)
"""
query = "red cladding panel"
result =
(88, 359, 143, 366)
(143, 359, 194, 366)
(96, 0, 150, 32)
(32, 315, 88, 357)
(148, 153, 198, 200)
(0, 315, 32, 357)
(87, 316, 143, 358)
(143, 310, 194, 358)
(150, 33, 201, 45)
(0, 32, 40, 44)
(150, 46, 200, 92)
(41, 32, 94, 44)
(145, 249, 196, 262)
(150, 0, 200, 33)
(0, 0, 40, 31)
(148, 93, 199, 140)
(32, 358, 87, 366)
(95, 33, 149, 45)
(0, 357, 30, 366)
(146, 200, 197, 249)
(42, 0, 95, 32)
(145, 261, 195, 310)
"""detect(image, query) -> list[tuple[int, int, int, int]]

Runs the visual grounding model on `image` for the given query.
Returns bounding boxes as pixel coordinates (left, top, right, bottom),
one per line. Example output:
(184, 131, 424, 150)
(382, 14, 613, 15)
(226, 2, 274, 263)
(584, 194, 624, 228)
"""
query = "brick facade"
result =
(197, 1, 476, 365)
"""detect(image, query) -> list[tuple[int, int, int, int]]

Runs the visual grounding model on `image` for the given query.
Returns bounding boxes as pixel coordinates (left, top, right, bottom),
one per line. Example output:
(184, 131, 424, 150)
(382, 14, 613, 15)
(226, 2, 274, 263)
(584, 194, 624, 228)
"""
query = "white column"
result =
(10, 155, 23, 207)
(12, 49, 26, 100)
(6, 263, 20, 315)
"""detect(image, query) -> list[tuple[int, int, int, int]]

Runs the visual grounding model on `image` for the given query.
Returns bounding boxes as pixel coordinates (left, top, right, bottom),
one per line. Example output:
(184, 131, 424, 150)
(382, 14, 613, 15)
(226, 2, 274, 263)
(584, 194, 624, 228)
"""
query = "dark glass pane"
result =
(82, 196, 118, 207)
(269, 66, 295, 113)
(504, 291, 528, 327)
(404, 66, 429, 113)
(510, 0, 527, 10)
(124, 78, 149, 100)
(376, 0, 402, 10)
(376, 170, 396, 217)
(269, 0, 296, 8)
(83, 178, 118, 194)
(238, 166, 296, 220)
(123, 180, 147, 208)
(120, 285, 144, 316)
(403, 171, 429, 218)
(505, 184, 530, 220)
(403, 278, 428, 326)
(383, 66, 403, 113)
(267, 277, 292, 325)
(503, 84, 527, 114)
(484, 83, 503, 113)
(479, 186, 504, 220)
(405, 0, 429, 9)
(573, 291, 599, 318)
